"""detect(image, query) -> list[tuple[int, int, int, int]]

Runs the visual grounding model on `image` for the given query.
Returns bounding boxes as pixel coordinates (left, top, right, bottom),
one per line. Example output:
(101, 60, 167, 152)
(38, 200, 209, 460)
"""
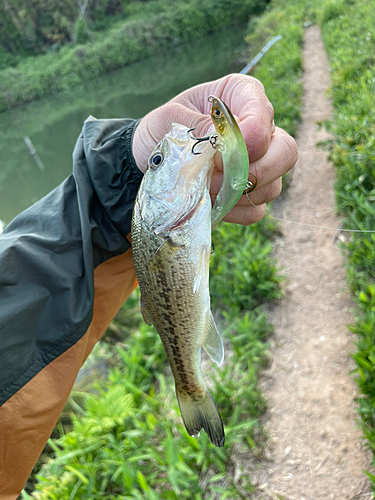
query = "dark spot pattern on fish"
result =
(132, 213, 210, 404)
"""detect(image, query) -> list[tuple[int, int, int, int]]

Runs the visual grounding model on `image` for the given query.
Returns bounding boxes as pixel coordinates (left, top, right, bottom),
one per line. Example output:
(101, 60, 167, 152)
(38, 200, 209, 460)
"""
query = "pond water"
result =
(0, 27, 251, 225)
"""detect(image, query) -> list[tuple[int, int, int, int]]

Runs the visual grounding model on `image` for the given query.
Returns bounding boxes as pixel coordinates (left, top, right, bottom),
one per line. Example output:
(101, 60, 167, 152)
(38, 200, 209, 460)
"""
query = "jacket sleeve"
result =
(0, 117, 143, 499)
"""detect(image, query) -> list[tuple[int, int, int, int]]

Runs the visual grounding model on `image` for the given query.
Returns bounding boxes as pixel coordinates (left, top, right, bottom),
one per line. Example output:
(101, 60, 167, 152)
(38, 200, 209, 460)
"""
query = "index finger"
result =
(220, 75, 275, 163)
(173, 74, 275, 162)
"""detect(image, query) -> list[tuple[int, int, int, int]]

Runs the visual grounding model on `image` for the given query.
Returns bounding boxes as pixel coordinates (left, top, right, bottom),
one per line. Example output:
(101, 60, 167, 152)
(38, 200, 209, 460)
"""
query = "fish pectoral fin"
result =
(141, 298, 153, 326)
(202, 311, 224, 365)
(176, 388, 225, 448)
(193, 245, 210, 294)
(150, 237, 184, 272)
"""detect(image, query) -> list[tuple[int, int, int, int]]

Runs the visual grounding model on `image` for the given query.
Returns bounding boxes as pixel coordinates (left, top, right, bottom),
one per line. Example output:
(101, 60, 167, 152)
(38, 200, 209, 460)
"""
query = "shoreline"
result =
(0, 0, 266, 114)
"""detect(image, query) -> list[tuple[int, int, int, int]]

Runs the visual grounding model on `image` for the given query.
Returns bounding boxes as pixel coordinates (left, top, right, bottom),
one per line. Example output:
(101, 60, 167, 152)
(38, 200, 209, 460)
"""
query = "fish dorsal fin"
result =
(202, 311, 224, 365)
(150, 237, 184, 272)
(141, 298, 153, 326)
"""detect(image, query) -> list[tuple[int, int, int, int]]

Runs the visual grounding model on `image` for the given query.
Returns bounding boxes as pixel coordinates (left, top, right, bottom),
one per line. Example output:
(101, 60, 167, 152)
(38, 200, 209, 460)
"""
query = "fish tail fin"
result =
(176, 388, 225, 447)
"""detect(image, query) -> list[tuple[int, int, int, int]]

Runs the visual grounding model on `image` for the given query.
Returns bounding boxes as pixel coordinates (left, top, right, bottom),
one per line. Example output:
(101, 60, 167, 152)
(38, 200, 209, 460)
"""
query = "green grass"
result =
(246, 0, 307, 137)
(317, 0, 375, 489)
(27, 217, 281, 500)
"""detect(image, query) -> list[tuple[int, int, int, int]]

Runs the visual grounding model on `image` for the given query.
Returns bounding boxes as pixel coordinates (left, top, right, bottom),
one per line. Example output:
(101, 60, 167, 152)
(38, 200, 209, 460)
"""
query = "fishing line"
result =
(245, 193, 375, 233)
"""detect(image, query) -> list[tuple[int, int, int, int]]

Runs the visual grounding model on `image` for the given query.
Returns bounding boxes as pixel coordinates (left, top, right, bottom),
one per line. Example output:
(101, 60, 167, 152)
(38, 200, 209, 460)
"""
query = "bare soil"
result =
(254, 25, 373, 500)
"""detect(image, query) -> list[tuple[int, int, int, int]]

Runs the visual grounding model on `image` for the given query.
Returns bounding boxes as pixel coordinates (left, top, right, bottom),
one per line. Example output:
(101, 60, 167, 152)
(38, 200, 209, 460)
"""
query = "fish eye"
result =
(148, 151, 164, 169)
(213, 107, 222, 118)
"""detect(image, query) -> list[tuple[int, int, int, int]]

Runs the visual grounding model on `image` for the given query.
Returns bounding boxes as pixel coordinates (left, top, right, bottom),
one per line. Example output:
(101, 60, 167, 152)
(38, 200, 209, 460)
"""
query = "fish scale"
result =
(133, 218, 206, 395)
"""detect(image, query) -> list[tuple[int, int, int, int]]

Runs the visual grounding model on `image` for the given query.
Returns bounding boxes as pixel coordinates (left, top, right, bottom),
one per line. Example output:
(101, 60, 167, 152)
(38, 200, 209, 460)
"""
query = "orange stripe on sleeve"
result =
(0, 249, 137, 500)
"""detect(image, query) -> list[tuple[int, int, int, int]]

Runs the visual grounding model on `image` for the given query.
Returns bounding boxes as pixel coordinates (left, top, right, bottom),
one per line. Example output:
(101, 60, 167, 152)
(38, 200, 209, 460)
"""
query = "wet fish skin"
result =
(131, 123, 225, 447)
(209, 95, 249, 229)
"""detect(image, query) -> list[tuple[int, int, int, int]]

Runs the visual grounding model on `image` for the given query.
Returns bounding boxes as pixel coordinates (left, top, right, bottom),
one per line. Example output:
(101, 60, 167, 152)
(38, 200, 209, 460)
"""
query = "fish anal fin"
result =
(176, 388, 225, 447)
(202, 311, 224, 365)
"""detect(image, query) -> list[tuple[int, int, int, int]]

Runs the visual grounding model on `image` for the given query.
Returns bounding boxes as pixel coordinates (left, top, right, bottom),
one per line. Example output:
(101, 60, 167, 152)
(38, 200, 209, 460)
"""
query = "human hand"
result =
(132, 73, 297, 225)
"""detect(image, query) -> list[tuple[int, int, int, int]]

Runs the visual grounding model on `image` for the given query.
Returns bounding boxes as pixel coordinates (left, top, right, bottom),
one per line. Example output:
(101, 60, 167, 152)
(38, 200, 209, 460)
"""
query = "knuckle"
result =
(232, 72, 266, 94)
(227, 73, 271, 107)
(251, 179, 282, 205)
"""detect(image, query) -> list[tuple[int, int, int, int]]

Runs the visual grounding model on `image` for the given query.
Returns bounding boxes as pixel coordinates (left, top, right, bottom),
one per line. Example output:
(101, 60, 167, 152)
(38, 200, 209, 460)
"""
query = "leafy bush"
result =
(210, 219, 283, 312)
(74, 18, 90, 45)
(0, 46, 21, 71)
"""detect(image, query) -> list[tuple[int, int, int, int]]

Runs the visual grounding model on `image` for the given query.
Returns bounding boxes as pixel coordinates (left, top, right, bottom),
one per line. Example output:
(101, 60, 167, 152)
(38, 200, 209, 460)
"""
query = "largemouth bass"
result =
(131, 123, 225, 447)
(209, 95, 249, 229)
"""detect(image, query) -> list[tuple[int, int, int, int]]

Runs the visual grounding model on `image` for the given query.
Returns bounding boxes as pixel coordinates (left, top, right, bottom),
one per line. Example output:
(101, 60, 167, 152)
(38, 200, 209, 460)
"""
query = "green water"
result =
(0, 28, 251, 225)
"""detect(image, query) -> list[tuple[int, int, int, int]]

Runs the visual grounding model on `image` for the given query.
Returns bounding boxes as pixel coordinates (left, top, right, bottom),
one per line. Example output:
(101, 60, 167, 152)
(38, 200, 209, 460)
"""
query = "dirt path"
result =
(255, 25, 372, 500)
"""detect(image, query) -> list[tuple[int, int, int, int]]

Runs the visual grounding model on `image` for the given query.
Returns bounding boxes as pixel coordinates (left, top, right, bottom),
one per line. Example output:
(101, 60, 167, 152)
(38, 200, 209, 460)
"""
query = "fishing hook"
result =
(192, 136, 210, 155)
(188, 128, 218, 155)
(191, 134, 218, 155)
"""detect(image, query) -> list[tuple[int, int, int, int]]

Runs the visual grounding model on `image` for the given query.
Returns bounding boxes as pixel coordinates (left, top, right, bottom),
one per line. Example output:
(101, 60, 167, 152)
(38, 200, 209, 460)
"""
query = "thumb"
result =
(133, 103, 213, 173)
